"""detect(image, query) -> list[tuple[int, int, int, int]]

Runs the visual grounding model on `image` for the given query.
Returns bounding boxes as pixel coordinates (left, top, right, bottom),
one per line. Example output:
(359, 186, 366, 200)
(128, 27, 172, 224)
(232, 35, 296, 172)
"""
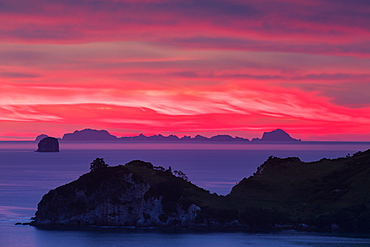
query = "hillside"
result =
(31, 149, 370, 231)
(228, 149, 370, 231)
(32, 160, 219, 227)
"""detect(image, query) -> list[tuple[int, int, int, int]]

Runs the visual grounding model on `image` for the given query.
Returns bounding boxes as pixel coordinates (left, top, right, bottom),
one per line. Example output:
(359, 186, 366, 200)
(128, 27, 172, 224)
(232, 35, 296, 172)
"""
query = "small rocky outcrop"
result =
(36, 137, 59, 152)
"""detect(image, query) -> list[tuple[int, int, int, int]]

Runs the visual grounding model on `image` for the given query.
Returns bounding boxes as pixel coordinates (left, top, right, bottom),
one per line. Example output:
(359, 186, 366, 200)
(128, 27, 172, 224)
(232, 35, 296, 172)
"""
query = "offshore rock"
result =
(36, 137, 59, 152)
(35, 134, 49, 142)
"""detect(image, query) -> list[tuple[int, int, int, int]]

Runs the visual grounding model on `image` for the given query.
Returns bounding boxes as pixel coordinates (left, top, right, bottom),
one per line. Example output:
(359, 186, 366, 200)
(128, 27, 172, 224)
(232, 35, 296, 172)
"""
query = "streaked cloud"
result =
(0, 0, 369, 140)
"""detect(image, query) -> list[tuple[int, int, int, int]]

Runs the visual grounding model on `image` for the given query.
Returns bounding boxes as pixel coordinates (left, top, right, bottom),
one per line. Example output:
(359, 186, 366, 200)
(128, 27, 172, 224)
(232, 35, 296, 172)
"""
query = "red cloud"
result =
(0, 0, 369, 141)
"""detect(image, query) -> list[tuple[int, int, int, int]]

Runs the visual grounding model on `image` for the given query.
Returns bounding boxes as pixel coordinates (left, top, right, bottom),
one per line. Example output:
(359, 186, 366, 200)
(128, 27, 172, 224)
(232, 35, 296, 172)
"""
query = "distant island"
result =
(36, 128, 301, 143)
(30, 149, 370, 232)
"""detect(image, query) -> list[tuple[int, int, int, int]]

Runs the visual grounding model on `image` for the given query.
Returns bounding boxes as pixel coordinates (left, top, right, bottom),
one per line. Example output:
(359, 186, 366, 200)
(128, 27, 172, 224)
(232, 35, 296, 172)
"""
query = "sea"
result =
(1, 141, 370, 247)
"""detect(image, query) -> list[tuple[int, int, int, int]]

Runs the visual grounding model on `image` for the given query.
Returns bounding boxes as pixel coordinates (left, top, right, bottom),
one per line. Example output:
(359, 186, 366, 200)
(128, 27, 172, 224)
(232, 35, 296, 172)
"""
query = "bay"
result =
(1, 141, 370, 246)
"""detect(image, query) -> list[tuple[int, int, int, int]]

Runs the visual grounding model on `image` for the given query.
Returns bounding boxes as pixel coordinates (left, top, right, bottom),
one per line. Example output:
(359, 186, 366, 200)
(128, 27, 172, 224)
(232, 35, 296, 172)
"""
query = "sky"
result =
(1, 0, 369, 141)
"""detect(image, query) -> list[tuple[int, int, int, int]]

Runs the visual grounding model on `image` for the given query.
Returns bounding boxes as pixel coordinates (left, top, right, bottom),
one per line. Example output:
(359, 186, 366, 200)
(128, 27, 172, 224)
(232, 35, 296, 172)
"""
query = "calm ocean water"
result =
(1, 141, 370, 246)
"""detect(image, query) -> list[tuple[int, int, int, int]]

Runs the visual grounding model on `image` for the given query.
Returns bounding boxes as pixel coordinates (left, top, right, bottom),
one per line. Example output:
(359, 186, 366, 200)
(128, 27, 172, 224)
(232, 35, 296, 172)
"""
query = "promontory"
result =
(31, 149, 370, 232)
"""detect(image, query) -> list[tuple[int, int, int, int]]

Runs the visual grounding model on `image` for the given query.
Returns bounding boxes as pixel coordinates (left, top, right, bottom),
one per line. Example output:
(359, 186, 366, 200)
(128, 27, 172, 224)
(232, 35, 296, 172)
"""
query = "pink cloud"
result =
(0, 1, 368, 56)
(0, 0, 369, 141)
(1, 83, 369, 141)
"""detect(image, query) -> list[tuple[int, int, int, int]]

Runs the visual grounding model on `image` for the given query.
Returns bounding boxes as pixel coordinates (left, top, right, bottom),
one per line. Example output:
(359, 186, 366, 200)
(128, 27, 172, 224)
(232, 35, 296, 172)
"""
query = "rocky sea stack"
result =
(31, 150, 370, 232)
(36, 137, 59, 152)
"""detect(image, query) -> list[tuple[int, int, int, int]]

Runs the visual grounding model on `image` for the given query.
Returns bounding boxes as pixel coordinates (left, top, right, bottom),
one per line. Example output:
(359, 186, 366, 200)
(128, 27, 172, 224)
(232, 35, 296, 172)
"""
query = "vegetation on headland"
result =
(31, 149, 370, 232)
(226, 149, 370, 231)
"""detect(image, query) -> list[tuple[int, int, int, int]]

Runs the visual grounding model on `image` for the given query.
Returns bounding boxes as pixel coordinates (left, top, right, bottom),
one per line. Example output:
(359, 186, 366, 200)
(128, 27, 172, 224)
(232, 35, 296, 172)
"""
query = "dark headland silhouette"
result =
(30, 149, 370, 232)
(35, 128, 301, 143)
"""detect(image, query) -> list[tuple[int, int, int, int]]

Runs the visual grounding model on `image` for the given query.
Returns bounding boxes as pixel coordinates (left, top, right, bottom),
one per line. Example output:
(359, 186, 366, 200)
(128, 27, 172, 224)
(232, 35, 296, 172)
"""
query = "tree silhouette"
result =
(173, 170, 189, 181)
(90, 158, 109, 172)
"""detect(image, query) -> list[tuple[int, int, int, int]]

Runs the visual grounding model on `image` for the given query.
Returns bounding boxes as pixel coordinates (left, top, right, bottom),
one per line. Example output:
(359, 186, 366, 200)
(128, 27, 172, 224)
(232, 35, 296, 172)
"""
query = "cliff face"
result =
(33, 163, 206, 227)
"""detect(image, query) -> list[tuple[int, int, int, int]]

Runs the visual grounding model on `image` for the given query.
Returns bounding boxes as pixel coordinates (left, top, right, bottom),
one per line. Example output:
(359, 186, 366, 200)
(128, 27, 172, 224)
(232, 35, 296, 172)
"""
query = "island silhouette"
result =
(35, 128, 301, 143)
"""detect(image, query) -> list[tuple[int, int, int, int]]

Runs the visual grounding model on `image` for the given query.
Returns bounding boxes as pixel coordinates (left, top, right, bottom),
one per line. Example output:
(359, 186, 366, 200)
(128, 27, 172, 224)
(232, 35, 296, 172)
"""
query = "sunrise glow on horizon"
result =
(1, 0, 369, 141)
